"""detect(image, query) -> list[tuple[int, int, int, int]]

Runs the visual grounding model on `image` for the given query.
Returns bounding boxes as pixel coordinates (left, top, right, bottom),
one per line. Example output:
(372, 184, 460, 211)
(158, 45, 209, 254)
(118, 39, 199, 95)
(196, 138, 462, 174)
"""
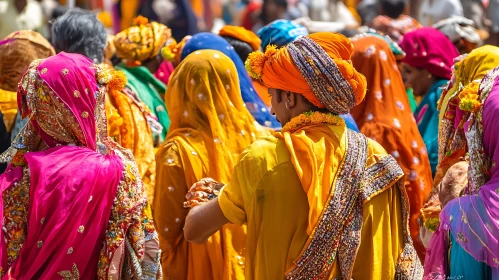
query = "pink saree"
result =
(0, 53, 160, 279)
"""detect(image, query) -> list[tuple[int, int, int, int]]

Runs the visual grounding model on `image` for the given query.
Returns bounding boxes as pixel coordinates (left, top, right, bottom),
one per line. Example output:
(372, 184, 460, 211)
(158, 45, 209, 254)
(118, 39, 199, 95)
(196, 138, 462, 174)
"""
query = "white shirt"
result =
(418, 0, 464, 26)
(0, 0, 44, 38)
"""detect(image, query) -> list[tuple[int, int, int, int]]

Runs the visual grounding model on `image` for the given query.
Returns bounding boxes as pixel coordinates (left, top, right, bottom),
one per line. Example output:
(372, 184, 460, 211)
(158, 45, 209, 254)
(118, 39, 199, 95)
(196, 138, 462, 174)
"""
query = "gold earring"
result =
(285, 100, 291, 109)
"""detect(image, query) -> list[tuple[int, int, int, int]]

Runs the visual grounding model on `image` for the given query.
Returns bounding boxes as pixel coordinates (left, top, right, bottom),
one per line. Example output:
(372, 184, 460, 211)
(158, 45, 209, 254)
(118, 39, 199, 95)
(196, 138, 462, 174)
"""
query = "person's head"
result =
(433, 16, 482, 55)
(166, 50, 261, 164)
(261, 0, 287, 25)
(114, 16, 171, 73)
(452, 45, 499, 90)
(399, 27, 459, 97)
(350, 35, 410, 126)
(379, 0, 406, 19)
(14, 0, 27, 13)
(0, 30, 55, 92)
(181, 32, 279, 128)
(219, 25, 261, 62)
(51, 8, 107, 64)
(17, 52, 126, 151)
(257, 19, 309, 50)
(245, 33, 367, 126)
(221, 36, 254, 63)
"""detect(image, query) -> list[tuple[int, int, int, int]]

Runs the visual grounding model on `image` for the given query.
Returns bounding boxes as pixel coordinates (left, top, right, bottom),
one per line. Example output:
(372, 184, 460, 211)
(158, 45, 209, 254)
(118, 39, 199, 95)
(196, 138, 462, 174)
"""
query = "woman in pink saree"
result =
(0, 52, 161, 279)
(423, 67, 499, 279)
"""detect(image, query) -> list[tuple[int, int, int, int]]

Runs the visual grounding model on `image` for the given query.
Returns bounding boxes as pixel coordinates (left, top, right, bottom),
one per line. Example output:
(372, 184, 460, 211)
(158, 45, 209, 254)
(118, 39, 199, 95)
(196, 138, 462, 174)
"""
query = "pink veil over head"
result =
(0, 53, 124, 278)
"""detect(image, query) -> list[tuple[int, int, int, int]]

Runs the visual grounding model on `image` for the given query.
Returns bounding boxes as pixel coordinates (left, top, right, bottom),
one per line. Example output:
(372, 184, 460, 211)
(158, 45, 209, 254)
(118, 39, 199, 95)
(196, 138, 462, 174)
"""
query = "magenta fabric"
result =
(424, 74, 499, 278)
(154, 61, 175, 85)
(399, 27, 459, 80)
(0, 53, 124, 278)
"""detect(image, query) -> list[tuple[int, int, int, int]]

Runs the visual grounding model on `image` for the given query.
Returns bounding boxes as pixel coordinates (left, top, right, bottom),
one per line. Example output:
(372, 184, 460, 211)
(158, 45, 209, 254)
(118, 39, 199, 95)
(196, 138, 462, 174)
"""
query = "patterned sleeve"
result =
(97, 148, 161, 279)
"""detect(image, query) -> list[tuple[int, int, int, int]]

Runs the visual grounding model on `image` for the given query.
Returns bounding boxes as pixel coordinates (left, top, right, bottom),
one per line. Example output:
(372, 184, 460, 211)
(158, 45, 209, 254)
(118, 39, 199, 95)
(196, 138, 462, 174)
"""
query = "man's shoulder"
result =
(235, 135, 291, 175)
(240, 135, 287, 161)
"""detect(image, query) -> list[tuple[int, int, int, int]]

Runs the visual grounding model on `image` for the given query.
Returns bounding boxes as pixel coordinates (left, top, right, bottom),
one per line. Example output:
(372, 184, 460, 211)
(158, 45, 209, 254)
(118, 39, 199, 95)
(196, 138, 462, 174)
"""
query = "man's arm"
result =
(184, 199, 230, 244)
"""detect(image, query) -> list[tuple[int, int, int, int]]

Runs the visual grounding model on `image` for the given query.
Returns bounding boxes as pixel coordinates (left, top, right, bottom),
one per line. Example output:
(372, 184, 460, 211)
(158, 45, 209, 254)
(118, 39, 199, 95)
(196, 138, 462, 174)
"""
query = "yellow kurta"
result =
(219, 123, 407, 279)
(105, 89, 156, 202)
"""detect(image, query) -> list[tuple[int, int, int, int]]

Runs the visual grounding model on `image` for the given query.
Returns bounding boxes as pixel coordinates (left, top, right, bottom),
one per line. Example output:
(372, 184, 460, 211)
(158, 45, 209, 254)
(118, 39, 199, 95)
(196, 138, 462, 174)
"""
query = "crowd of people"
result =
(0, 0, 499, 279)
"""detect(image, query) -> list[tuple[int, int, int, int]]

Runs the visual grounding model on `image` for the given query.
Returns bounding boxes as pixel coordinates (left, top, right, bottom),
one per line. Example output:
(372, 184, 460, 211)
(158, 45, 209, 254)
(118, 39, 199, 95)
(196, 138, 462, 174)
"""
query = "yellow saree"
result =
(153, 50, 268, 279)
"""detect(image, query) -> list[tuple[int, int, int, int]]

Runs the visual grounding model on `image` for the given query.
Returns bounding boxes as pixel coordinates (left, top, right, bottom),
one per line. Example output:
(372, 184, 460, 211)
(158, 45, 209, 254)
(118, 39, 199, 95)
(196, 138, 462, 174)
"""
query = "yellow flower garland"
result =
(458, 81, 481, 112)
(281, 111, 345, 133)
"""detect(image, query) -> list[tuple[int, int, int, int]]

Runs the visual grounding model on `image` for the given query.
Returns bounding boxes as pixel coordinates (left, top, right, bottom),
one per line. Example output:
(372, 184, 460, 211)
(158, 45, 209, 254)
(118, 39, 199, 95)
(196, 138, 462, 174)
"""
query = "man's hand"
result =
(184, 178, 225, 208)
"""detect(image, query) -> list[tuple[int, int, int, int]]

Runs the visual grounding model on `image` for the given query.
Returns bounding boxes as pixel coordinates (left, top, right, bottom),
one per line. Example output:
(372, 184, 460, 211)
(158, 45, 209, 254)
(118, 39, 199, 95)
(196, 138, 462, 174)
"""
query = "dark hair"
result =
(221, 36, 254, 62)
(380, 0, 406, 19)
(51, 6, 69, 20)
(51, 8, 107, 63)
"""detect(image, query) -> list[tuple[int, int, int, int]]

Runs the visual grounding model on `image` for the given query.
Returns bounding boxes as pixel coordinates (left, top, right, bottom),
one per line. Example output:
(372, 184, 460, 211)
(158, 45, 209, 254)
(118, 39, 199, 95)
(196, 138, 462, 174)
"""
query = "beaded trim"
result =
(286, 130, 367, 279)
(286, 37, 356, 115)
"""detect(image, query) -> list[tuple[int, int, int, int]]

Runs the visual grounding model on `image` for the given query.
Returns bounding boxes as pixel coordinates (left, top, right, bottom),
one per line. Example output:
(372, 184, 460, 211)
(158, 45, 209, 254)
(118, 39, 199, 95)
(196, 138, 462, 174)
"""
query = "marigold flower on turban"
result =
(219, 25, 261, 51)
(160, 35, 192, 66)
(245, 32, 366, 114)
(113, 16, 172, 66)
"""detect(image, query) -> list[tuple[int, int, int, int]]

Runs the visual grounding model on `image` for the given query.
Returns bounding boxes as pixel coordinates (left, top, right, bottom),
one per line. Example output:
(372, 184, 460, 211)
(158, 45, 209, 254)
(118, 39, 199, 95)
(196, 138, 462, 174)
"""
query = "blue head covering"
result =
(181, 32, 280, 129)
(257, 19, 309, 49)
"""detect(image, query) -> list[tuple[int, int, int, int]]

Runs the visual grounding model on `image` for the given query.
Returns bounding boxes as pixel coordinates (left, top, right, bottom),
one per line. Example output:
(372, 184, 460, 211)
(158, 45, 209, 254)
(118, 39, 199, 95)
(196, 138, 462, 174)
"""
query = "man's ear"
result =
(288, 91, 297, 109)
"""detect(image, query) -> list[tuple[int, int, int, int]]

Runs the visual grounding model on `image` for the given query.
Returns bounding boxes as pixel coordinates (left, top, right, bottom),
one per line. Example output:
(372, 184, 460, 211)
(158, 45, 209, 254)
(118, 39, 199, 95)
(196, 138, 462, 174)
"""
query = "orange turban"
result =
(245, 32, 366, 114)
(219, 25, 261, 51)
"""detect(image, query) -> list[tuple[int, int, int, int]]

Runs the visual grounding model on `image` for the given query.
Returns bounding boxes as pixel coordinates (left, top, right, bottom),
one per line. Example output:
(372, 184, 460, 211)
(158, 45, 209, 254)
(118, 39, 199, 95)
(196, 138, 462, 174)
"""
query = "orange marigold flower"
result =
(108, 71, 128, 91)
(161, 45, 176, 61)
(264, 44, 278, 58)
(133, 15, 149, 26)
(245, 51, 267, 80)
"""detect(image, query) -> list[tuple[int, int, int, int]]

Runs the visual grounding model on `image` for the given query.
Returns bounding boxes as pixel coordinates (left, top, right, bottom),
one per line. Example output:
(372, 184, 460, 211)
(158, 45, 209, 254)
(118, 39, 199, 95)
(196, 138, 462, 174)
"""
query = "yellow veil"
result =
(154, 49, 268, 279)
(164, 49, 267, 182)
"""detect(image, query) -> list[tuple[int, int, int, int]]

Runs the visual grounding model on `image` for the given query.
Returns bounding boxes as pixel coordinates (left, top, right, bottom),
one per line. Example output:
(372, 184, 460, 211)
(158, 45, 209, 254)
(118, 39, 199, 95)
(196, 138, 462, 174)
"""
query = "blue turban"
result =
(257, 20, 309, 49)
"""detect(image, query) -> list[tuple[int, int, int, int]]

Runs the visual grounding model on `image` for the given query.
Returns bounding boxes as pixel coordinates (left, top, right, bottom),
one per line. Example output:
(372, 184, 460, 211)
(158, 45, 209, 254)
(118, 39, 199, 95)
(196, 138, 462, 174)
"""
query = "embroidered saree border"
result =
(285, 129, 423, 279)
(285, 130, 368, 280)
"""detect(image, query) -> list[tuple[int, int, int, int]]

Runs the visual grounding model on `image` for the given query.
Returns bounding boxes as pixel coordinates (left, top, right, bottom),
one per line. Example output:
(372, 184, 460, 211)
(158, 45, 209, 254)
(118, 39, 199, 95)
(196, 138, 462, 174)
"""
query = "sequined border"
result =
(285, 130, 423, 279)
(285, 130, 368, 280)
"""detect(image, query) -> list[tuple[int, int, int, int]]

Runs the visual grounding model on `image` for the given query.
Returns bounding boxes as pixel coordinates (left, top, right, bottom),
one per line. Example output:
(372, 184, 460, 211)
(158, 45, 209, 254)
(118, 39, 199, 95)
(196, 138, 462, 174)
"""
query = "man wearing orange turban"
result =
(182, 32, 423, 279)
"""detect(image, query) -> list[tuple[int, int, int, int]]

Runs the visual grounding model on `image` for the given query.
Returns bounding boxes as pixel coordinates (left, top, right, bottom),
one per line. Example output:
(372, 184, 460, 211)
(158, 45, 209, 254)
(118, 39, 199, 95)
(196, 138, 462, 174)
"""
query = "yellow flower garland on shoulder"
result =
(458, 81, 481, 112)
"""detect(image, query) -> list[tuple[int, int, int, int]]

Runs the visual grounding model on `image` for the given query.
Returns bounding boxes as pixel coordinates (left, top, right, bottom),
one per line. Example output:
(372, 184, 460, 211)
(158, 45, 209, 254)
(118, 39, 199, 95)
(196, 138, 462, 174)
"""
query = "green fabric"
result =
(406, 88, 417, 113)
(117, 64, 170, 141)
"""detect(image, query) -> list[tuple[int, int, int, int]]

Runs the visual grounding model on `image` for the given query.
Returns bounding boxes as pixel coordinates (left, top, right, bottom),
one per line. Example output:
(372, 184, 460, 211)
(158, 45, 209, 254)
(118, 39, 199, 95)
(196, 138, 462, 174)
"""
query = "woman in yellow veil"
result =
(153, 50, 267, 279)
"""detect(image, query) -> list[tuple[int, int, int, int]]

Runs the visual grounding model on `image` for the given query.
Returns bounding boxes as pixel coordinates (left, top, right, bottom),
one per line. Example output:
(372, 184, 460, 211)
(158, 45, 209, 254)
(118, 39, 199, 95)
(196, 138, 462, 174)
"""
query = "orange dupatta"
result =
(350, 35, 433, 262)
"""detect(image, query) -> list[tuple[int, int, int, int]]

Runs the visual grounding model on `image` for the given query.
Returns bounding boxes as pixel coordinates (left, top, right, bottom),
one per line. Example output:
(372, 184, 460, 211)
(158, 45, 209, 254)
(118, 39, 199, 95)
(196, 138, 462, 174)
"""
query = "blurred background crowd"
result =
(2, 0, 498, 46)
